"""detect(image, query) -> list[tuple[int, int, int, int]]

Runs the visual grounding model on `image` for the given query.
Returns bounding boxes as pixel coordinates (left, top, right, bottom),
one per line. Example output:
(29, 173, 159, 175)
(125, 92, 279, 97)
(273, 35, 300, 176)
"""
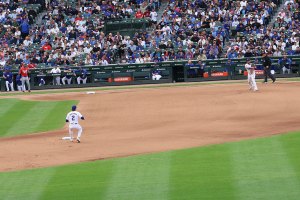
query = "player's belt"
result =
(70, 123, 78, 124)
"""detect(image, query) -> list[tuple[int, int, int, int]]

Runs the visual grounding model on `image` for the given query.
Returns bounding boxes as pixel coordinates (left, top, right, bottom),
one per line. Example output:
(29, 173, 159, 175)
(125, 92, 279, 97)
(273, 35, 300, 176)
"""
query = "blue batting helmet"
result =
(72, 105, 77, 111)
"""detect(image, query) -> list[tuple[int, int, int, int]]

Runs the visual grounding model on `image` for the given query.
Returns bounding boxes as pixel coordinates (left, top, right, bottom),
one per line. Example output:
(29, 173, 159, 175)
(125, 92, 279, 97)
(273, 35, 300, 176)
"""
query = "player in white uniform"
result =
(245, 59, 258, 91)
(62, 105, 85, 143)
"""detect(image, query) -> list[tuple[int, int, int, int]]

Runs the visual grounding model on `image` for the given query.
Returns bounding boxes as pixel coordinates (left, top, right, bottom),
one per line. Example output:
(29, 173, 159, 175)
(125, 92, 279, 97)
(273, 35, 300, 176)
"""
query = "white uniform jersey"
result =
(66, 111, 83, 124)
(245, 63, 252, 73)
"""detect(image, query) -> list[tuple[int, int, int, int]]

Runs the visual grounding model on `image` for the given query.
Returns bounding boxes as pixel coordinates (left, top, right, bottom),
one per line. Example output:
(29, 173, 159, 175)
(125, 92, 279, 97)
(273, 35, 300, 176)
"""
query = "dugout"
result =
(20, 62, 173, 91)
(1, 56, 300, 92)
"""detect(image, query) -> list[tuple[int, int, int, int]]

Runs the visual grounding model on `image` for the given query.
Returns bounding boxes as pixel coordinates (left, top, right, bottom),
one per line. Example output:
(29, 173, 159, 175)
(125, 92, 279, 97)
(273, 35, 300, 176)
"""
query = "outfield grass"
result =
(1, 131, 300, 200)
(0, 98, 77, 137)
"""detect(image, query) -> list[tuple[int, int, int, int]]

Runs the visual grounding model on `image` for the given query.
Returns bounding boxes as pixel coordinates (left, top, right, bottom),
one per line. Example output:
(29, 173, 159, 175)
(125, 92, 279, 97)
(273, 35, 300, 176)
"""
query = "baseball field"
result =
(1, 80, 300, 199)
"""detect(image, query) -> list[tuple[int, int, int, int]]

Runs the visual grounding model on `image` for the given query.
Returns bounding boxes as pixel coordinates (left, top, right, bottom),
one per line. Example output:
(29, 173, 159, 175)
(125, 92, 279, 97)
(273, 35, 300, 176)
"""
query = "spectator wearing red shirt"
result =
(144, 9, 150, 18)
(42, 42, 52, 51)
(19, 64, 31, 92)
(135, 9, 144, 18)
(75, 14, 83, 22)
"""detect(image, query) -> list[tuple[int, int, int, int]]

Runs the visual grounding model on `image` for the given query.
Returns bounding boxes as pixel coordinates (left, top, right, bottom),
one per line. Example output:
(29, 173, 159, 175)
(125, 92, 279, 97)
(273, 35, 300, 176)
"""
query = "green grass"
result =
(0, 99, 77, 137)
(1, 132, 300, 200)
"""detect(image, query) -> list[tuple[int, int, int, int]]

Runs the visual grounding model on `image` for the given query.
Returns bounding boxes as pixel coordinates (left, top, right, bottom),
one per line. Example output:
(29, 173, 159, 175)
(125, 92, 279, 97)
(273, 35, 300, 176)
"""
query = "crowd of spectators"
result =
(0, 0, 163, 68)
(1, 0, 300, 70)
(225, 0, 300, 59)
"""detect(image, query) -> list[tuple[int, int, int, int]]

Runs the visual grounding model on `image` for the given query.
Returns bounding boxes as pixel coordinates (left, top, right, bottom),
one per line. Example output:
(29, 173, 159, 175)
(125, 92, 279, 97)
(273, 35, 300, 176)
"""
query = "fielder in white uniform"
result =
(245, 59, 258, 91)
(62, 105, 85, 143)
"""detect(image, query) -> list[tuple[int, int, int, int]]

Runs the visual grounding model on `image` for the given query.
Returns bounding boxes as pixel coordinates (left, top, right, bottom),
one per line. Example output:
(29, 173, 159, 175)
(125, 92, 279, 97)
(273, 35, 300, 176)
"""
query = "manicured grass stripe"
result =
(1, 132, 300, 199)
(34, 100, 77, 133)
(0, 100, 36, 137)
(230, 136, 300, 200)
(104, 153, 170, 200)
(281, 132, 300, 176)
(40, 160, 114, 200)
(4, 102, 58, 137)
(0, 99, 19, 116)
(170, 145, 236, 200)
(0, 168, 55, 200)
(0, 99, 77, 137)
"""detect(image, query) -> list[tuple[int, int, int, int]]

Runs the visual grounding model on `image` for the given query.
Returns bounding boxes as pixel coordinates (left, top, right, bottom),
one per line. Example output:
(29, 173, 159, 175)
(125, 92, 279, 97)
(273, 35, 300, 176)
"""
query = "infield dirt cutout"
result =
(1, 81, 300, 172)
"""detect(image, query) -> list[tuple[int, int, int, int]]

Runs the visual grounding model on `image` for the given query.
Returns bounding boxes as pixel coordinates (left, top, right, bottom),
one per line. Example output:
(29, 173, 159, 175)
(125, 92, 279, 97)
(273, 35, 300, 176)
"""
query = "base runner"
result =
(62, 105, 85, 143)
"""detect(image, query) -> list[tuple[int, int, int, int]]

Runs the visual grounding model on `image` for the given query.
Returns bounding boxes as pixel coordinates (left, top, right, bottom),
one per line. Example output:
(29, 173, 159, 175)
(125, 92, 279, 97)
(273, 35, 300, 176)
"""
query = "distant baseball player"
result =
(62, 105, 85, 143)
(76, 67, 87, 84)
(50, 66, 61, 85)
(16, 74, 24, 91)
(245, 59, 258, 91)
(62, 66, 73, 85)
(152, 69, 162, 80)
(19, 64, 31, 92)
(3, 68, 14, 91)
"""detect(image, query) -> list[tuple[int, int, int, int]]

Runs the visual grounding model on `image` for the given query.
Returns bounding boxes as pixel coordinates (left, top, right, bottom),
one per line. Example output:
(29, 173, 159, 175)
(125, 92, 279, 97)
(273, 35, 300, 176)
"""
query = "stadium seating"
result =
(0, 0, 299, 70)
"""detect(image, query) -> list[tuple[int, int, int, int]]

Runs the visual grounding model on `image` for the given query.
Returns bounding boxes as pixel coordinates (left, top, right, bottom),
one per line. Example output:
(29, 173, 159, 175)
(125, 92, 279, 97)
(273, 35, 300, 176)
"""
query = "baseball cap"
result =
(72, 105, 77, 111)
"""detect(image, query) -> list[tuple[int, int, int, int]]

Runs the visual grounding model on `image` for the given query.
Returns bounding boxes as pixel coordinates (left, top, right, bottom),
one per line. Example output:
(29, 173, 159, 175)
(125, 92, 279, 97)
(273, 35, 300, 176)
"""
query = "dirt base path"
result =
(1, 82, 300, 172)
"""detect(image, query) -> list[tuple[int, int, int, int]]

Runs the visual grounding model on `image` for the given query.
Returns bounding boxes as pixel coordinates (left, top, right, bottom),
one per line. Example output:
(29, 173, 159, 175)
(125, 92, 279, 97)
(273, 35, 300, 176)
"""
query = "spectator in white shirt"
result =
(150, 9, 158, 27)
(135, 57, 144, 63)
(23, 36, 32, 47)
(84, 55, 94, 65)
(101, 57, 108, 66)
(50, 66, 61, 85)
(84, 44, 93, 54)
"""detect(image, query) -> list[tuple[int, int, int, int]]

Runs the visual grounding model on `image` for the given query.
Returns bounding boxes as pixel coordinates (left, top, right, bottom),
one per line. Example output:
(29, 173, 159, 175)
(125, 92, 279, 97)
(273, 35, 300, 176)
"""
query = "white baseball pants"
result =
(248, 73, 258, 91)
(77, 77, 87, 84)
(62, 77, 72, 85)
(17, 85, 25, 91)
(69, 123, 82, 141)
(21, 76, 30, 91)
(152, 74, 162, 80)
(53, 76, 61, 85)
(282, 66, 291, 74)
(5, 81, 14, 91)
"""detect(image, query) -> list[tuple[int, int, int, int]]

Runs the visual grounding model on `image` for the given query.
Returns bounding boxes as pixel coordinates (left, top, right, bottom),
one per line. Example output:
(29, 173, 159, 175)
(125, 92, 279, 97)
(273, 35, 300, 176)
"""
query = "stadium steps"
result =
(145, 1, 169, 34)
(269, 0, 289, 28)
(34, 11, 47, 26)
(156, 1, 169, 22)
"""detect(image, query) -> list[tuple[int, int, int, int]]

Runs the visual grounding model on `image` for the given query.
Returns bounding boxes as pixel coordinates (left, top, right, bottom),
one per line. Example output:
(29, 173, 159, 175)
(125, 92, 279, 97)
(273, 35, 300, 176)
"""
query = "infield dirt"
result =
(1, 81, 300, 172)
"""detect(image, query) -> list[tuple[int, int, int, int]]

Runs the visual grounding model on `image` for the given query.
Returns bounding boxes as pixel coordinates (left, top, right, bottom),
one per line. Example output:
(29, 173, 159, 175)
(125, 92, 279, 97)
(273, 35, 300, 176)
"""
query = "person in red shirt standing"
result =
(135, 9, 144, 18)
(19, 64, 31, 92)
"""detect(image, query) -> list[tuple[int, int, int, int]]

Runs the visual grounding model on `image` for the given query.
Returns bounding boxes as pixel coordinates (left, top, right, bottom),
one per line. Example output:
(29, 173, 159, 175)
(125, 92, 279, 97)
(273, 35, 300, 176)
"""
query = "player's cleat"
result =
(76, 139, 80, 143)
(272, 79, 276, 83)
(28, 90, 31, 92)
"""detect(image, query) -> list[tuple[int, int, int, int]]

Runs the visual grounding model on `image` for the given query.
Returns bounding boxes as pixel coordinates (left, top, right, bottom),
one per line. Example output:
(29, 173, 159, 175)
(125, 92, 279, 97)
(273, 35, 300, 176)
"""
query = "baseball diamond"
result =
(2, 0, 300, 198)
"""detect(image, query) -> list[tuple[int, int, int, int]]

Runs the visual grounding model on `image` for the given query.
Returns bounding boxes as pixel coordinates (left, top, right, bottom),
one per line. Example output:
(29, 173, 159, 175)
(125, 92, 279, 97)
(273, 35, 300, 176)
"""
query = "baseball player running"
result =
(62, 105, 85, 143)
(245, 59, 258, 91)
